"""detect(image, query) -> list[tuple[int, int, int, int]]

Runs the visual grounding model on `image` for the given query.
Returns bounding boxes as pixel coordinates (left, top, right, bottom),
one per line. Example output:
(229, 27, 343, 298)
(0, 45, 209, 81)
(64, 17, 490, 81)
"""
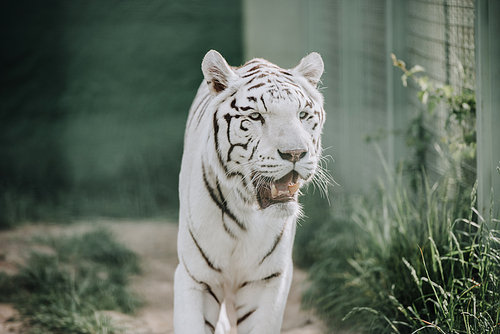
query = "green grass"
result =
(0, 228, 141, 334)
(300, 156, 500, 333)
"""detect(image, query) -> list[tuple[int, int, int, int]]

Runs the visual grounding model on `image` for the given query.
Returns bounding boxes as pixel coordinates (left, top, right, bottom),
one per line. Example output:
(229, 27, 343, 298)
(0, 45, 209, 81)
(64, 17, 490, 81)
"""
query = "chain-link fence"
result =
(407, 0, 476, 191)
(245, 0, 481, 196)
(305, 0, 390, 194)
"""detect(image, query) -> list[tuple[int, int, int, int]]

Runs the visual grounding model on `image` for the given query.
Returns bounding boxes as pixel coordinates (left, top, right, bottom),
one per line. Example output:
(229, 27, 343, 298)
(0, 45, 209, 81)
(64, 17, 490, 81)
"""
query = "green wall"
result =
(0, 0, 242, 225)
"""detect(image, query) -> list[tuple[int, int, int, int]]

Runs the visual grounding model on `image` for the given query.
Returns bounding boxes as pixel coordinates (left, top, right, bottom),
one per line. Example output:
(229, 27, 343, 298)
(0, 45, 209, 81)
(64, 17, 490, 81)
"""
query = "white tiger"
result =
(174, 50, 326, 334)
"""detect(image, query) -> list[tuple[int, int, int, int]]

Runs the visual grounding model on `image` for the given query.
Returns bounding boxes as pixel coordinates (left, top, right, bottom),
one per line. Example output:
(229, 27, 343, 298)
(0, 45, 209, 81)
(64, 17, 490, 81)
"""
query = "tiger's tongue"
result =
(271, 171, 300, 197)
(275, 171, 294, 190)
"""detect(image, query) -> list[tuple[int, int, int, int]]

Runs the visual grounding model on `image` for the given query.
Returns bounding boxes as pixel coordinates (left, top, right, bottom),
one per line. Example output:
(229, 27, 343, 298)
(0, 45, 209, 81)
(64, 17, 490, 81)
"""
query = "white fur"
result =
(175, 50, 325, 334)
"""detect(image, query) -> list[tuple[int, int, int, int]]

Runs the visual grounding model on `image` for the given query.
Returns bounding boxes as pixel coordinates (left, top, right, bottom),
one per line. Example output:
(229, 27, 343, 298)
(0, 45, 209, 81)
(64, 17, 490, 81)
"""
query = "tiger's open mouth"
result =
(255, 171, 301, 209)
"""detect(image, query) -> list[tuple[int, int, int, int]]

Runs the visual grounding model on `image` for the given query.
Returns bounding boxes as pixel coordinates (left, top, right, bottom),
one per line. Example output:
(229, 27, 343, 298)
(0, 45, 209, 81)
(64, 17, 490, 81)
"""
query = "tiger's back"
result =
(175, 50, 326, 334)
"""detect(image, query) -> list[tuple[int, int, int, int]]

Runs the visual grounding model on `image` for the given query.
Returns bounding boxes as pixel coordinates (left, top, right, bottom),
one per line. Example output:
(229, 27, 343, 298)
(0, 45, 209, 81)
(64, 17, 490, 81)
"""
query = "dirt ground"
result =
(0, 220, 326, 334)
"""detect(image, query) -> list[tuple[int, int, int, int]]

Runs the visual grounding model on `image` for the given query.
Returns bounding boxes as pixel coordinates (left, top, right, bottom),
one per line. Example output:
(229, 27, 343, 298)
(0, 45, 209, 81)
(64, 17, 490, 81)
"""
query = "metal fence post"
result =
(385, 0, 408, 169)
(475, 0, 500, 220)
(339, 0, 365, 192)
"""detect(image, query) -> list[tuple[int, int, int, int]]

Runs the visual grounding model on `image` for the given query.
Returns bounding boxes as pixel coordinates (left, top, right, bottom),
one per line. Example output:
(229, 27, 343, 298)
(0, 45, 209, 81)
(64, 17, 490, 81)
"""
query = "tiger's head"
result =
(202, 50, 326, 215)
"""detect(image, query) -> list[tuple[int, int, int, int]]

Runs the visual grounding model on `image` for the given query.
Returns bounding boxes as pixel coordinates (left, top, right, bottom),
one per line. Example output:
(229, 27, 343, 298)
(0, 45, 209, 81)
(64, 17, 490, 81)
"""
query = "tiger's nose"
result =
(278, 149, 308, 163)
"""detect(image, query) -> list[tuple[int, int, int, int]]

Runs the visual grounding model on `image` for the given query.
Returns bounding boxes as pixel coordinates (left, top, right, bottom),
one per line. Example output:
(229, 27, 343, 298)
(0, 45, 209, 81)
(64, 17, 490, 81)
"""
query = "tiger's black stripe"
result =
(242, 71, 259, 78)
(221, 216, 237, 238)
(202, 161, 246, 233)
(195, 94, 212, 129)
(224, 113, 251, 163)
(206, 286, 221, 305)
(215, 181, 247, 231)
(263, 271, 282, 281)
(240, 120, 249, 131)
(205, 319, 215, 333)
(237, 309, 256, 326)
(186, 93, 211, 131)
(235, 188, 252, 204)
(248, 82, 265, 91)
(213, 110, 249, 188)
(227, 142, 249, 163)
(202, 162, 222, 203)
(213, 109, 225, 169)
(245, 75, 258, 85)
(259, 220, 287, 265)
(260, 95, 268, 111)
(242, 59, 262, 66)
(249, 64, 265, 71)
(249, 140, 259, 161)
(181, 257, 221, 305)
(240, 271, 283, 288)
(284, 80, 301, 89)
(255, 73, 269, 80)
(230, 98, 239, 111)
(189, 228, 222, 272)
(202, 162, 238, 235)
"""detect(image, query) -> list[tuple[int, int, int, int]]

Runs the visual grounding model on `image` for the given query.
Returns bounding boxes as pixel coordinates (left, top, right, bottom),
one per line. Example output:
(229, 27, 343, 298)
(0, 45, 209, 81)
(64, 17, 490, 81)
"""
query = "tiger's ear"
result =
(291, 52, 324, 87)
(202, 50, 239, 95)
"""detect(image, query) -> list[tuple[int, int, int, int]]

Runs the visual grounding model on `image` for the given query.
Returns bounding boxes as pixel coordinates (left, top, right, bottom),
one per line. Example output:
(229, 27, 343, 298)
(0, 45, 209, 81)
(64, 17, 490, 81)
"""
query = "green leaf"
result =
(417, 90, 424, 101)
(442, 85, 453, 98)
(428, 100, 437, 113)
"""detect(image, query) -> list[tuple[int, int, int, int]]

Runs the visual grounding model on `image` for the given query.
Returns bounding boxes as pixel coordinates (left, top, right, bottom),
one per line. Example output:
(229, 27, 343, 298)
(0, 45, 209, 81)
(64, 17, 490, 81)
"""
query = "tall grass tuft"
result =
(0, 229, 141, 333)
(302, 154, 500, 333)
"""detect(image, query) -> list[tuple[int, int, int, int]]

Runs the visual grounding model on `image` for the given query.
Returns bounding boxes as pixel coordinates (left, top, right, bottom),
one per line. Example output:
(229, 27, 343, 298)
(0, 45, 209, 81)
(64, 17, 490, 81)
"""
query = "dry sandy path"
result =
(0, 220, 326, 334)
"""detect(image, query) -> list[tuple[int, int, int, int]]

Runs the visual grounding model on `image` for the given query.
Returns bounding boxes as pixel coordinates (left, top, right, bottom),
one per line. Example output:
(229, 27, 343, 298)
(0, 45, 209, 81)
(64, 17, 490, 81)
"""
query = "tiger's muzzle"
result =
(255, 170, 301, 209)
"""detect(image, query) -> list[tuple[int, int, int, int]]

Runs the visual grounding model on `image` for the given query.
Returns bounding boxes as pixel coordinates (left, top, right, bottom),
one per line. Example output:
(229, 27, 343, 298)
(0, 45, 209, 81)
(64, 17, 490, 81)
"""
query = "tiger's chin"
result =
(262, 201, 302, 219)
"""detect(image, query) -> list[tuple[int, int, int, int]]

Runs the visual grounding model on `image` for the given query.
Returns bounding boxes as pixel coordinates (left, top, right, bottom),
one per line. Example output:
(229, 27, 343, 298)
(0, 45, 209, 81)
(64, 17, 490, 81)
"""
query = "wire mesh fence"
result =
(407, 0, 476, 191)
(245, 0, 478, 196)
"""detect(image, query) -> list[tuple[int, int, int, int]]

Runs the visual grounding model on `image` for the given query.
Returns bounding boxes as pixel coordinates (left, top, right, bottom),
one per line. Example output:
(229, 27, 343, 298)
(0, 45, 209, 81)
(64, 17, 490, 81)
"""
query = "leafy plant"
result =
(302, 149, 500, 333)
(391, 54, 476, 163)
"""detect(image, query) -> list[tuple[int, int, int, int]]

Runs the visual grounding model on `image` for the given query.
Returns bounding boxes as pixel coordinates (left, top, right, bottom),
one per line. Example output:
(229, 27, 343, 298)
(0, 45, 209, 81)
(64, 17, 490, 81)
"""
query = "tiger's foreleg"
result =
(174, 263, 224, 334)
(233, 261, 293, 334)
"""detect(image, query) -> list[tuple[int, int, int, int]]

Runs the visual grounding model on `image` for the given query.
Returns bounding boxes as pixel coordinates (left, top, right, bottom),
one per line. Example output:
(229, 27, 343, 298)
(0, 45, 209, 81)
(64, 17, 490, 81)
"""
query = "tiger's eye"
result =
(249, 112, 261, 120)
(299, 111, 308, 119)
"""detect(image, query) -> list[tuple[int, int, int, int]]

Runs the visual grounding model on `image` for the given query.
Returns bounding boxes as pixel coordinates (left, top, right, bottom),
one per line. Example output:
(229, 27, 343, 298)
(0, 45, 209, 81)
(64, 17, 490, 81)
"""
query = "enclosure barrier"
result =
(244, 0, 499, 219)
